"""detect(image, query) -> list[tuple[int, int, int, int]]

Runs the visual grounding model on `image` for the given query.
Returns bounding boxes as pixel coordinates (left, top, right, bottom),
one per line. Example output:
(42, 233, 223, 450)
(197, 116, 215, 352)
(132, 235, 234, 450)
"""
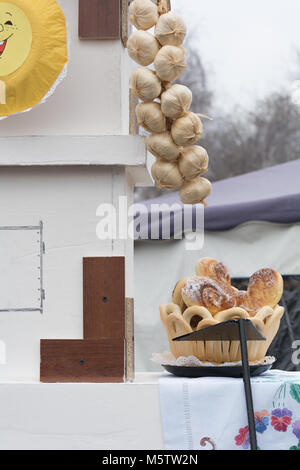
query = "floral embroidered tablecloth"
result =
(159, 370, 300, 450)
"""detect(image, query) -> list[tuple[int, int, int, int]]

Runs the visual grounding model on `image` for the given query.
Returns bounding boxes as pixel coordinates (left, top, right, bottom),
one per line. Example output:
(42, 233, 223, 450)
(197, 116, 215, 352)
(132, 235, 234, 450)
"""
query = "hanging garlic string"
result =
(129, 0, 212, 205)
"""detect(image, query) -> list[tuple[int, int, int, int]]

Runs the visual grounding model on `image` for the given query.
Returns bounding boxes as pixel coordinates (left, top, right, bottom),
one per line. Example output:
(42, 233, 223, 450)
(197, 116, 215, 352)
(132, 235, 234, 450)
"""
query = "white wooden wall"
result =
(0, 1, 151, 380)
(0, 166, 134, 379)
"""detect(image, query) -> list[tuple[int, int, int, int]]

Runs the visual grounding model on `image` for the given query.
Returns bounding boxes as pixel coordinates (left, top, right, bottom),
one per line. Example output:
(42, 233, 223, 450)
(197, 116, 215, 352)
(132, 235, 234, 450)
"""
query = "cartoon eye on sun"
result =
(0, 3, 32, 73)
(0, 12, 15, 57)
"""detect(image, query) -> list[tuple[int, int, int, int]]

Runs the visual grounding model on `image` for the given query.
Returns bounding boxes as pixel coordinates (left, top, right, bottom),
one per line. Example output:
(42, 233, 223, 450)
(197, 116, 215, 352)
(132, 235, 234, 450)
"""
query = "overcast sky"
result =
(172, 0, 300, 110)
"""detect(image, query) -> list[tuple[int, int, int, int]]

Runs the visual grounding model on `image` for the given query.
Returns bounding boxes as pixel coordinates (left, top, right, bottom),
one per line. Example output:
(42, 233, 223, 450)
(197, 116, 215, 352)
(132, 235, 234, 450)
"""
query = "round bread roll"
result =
(130, 68, 162, 102)
(179, 176, 212, 205)
(129, 0, 159, 31)
(151, 159, 183, 189)
(154, 45, 186, 82)
(161, 84, 192, 120)
(248, 269, 284, 310)
(127, 31, 160, 66)
(171, 112, 203, 147)
(155, 12, 187, 46)
(178, 146, 209, 180)
(146, 132, 181, 161)
(135, 102, 166, 134)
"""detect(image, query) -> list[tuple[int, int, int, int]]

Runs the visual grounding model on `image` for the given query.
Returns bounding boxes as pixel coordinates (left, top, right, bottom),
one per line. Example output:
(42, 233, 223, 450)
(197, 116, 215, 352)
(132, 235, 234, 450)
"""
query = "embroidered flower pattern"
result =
(233, 382, 300, 449)
(292, 420, 300, 440)
(235, 426, 250, 450)
(271, 408, 292, 432)
(234, 410, 271, 449)
(254, 410, 270, 434)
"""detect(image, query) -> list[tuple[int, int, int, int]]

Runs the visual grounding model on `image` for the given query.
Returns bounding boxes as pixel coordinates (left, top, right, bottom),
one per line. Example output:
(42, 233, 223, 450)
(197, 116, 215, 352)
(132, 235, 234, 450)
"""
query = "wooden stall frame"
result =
(40, 257, 129, 383)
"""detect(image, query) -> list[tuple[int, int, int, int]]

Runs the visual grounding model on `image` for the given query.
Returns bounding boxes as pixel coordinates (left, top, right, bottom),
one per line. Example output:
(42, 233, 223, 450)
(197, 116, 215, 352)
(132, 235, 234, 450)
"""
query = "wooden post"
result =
(129, 90, 139, 135)
(125, 298, 135, 381)
(121, 0, 129, 47)
(157, 0, 171, 14)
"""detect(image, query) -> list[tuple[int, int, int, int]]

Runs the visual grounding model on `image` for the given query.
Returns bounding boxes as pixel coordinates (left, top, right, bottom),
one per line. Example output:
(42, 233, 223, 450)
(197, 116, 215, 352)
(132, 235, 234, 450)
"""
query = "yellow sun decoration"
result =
(0, 0, 68, 116)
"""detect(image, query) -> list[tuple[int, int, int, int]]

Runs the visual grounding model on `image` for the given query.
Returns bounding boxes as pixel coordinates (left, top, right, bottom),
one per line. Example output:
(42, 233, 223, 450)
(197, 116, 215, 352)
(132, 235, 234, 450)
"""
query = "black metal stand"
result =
(238, 319, 257, 450)
(174, 319, 266, 451)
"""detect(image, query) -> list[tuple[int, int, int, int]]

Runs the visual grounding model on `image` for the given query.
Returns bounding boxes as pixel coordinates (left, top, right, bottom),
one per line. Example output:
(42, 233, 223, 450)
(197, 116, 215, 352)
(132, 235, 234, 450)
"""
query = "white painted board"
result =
(0, 226, 42, 312)
(0, 375, 164, 450)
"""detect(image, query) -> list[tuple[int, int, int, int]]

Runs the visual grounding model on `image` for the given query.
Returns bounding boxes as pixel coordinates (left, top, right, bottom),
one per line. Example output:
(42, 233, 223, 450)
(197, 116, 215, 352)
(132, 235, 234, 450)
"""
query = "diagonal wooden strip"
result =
(121, 0, 129, 47)
(129, 90, 139, 135)
(125, 298, 135, 382)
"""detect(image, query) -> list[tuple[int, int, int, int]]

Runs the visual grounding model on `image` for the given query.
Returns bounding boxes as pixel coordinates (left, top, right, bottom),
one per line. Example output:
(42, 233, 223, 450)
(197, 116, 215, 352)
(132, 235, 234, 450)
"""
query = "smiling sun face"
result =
(0, 2, 32, 76)
(0, 0, 67, 117)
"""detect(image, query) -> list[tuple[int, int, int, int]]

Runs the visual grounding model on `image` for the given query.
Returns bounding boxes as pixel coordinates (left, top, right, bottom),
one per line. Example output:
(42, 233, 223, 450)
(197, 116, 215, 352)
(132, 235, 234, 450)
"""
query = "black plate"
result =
(162, 363, 272, 378)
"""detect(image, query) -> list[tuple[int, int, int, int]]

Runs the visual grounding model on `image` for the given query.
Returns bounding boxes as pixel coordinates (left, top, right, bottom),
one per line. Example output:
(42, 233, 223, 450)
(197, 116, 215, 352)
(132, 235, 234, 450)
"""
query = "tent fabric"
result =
(135, 160, 300, 235)
(205, 193, 300, 231)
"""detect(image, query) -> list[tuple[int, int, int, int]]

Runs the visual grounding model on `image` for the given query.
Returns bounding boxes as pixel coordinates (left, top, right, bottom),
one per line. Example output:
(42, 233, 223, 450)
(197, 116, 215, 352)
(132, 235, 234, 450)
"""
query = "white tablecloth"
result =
(159, 370, 300, 450)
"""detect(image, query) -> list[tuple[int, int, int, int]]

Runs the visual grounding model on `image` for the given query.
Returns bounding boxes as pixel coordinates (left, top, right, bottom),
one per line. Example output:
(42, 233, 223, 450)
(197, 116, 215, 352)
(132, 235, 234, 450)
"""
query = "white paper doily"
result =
(151, 351, 276, 368)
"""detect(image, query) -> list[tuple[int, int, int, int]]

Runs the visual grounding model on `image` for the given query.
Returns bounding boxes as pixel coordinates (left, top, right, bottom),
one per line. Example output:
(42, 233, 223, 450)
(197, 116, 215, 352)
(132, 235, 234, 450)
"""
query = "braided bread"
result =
(195, 258, 231, 285)
(181, 276, 236, 315)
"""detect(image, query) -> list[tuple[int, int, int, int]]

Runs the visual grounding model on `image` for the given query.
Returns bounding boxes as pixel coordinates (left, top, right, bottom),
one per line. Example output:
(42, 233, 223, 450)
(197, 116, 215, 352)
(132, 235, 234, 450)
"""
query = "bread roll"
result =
(127, 31, 160, 66)
(129, 0, 159, 31)
(154, 45, 186, 82)
(130, 68, 162, 102)
(178, 146, 209, 180)
(248, 269, 284, 310)
(161, 84, 192, 120)
(179, 176, 212, 205)
(155, 12, 187, 46)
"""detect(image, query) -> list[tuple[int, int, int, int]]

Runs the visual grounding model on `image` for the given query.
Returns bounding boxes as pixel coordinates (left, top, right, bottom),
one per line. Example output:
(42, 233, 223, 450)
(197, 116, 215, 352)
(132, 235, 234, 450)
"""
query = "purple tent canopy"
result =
(136, 159, 300, 238)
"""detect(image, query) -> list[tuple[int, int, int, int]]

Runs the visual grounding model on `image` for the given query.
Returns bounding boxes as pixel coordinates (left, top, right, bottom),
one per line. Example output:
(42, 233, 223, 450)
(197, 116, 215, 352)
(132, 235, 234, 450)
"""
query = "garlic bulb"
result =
(155, 12, 187, 46)
(127, 31, 160, 66)
(154, 45, 186, 82)
(151, 159, 183, 189)
(161, 84, 192, 120)
(130, 68, 162, 102)
(136, 102, 166, 134)
(179, 177, 212, 205)
(146, 131, 181, 161)
(178, 146, 209, 180)
(171, 112, 203, 146)
(129, 0, 159, 31)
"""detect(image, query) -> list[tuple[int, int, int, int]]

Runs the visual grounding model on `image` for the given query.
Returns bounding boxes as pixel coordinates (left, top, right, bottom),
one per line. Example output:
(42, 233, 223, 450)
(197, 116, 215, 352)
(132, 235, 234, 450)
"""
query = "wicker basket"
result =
(160, 303, 284, 364)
